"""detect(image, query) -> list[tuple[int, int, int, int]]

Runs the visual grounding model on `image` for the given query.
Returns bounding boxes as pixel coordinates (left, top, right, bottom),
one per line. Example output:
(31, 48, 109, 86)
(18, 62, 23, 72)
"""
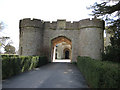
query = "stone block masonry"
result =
(19, 18, 104, 62)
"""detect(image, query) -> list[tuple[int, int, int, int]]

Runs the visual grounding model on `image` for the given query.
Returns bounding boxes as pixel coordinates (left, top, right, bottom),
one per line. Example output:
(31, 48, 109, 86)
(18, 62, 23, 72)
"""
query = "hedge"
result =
(77, 56, 120, 88)
(1, 54, 19, 58)
(2, 55, 48, 79)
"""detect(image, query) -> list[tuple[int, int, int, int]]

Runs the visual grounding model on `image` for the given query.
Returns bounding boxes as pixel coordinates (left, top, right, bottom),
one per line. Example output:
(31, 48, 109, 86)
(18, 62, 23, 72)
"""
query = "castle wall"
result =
(43, 30, 79, 62)
(19, 18, 104, 62)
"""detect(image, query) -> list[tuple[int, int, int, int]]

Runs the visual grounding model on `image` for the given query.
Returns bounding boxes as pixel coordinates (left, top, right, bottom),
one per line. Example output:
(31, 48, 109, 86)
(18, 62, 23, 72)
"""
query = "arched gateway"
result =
(51, 36, 72, 62)
(19, 18, 104, 62)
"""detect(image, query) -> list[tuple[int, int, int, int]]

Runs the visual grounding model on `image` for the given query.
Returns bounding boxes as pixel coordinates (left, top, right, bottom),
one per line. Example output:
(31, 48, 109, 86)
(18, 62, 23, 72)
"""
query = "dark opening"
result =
(65, 50, 69, 59)
(55, 53, 57, 59)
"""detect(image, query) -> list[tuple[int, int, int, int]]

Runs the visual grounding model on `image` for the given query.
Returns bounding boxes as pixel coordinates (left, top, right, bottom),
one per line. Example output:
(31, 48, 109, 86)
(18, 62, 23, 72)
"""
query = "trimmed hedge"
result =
(77, 56, 120, 88)
(2, 55, 48, 79)
(1, 54, 19, 58)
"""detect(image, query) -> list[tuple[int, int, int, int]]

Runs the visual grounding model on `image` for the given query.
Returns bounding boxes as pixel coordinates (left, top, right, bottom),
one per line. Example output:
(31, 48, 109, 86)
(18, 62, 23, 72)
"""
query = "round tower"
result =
(78, 18, 105, 60)
(19, 18, 43, 56)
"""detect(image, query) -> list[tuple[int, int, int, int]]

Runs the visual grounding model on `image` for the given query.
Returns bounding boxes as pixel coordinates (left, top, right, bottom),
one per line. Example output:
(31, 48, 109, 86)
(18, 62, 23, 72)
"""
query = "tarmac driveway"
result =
(2, 63, 88, 88)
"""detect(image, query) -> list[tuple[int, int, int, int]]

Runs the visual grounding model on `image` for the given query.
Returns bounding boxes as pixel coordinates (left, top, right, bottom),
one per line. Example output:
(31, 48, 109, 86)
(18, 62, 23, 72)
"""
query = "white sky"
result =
(0, 0, 102, 51)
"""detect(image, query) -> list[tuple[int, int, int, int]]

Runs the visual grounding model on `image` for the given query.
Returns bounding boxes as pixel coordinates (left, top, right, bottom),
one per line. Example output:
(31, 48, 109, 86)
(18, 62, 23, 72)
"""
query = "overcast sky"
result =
(0, 0, 102, 51)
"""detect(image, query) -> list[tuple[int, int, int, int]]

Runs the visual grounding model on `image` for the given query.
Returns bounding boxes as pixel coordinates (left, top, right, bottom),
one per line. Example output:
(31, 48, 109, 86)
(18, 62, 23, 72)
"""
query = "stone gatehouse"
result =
(19, 18, 104, 62)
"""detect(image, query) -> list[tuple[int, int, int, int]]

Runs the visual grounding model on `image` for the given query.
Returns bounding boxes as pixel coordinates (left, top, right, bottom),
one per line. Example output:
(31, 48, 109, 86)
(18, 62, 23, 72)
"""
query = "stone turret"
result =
(19, 18, 43, 28)
(78, 18, 104, 59)
(19, 18, 44, 56)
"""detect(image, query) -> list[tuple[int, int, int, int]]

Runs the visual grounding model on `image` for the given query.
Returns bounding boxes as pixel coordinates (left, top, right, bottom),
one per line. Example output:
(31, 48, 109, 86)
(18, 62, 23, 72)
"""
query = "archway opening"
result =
(63, 48, 71, 59)
(65, 50, 69, 59)
(51, 36, 72, 62)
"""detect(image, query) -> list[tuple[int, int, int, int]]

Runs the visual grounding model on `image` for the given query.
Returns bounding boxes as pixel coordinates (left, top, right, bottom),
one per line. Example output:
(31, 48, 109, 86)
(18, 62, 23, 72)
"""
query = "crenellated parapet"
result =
(79, 18, 105, 29)
(19, 18, 105, 30)
(43, 18, 104, 30)
(19, 18, 43, 29)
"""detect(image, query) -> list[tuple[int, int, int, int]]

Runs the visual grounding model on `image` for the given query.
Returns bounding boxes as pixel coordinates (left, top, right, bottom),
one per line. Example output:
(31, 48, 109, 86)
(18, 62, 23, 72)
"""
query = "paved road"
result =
(2, 63, 88, 88)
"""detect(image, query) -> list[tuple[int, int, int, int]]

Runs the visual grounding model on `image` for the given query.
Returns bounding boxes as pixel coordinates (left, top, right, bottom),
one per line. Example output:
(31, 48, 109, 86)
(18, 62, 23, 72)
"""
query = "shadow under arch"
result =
(51, 36, 72, 62)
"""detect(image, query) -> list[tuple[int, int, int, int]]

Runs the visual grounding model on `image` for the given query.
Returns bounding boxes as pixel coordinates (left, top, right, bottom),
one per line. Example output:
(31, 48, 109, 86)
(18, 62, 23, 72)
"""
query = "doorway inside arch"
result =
(65, 50, 69, 59)
(51, 36, 72, 62)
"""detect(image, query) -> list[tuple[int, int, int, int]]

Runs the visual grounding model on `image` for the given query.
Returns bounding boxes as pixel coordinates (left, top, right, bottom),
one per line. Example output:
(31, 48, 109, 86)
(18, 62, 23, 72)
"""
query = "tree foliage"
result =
(90, 1, 120, 17)
(0, 37, 10, 54)
(0, 21, 15, 54)
(4, 44, 15, 54)
(89, 1, 120, 62)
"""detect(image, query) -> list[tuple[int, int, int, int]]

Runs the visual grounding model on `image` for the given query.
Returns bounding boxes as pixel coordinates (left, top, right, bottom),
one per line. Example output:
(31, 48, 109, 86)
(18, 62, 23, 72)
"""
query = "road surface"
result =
(2, 63, 88, 88)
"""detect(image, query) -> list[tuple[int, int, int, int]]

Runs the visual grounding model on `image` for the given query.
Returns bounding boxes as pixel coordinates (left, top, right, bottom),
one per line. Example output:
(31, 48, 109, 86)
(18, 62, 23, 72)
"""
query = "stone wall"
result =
(19, 18, 44, 56)
(43, 18, 104, 30)
(78, 28, 104, 59)
(43, 30, 80, 62)
(19, 18, 104, 62)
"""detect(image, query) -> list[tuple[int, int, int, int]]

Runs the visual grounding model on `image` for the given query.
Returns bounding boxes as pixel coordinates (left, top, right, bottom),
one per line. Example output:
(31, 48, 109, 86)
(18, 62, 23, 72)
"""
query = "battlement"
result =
(20, 18, 105, 30)
(44, 18, 104, 30)
(19, 18, 43, 28)
(79, 18, 105, 29)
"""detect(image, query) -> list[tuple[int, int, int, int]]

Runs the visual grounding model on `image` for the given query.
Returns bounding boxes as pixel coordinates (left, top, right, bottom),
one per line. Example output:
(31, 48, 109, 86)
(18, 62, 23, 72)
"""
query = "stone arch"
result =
(63, 48, 72, 59)
(51, 36, 72, 62)
(51, 36, 72, 46)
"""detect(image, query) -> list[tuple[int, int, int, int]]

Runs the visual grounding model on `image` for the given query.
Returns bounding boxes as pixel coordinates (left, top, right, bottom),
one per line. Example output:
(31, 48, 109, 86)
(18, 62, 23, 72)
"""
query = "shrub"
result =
(77, 56, 120, 88)
(1, 54, 19, 58)
(37, 56, 48, 67)
(2, 55, 48, 79)
(102, 46, 120, 62)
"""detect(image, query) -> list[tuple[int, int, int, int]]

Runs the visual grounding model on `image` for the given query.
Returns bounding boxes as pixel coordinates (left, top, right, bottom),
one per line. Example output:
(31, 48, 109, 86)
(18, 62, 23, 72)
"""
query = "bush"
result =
(37, 56, 48, 67)
(2, 55, 48, 79)
(77, 56, 120, 88)
(1, 54, 19, 58)
(102, 46, 120, 62)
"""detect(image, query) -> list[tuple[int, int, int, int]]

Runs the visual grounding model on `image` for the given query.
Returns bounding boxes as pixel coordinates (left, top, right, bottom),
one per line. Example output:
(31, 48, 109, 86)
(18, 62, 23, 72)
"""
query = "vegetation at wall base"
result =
(1, 55, 48, 79)
(102, 46, 120, 63)
(77, 56, 120, 88)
